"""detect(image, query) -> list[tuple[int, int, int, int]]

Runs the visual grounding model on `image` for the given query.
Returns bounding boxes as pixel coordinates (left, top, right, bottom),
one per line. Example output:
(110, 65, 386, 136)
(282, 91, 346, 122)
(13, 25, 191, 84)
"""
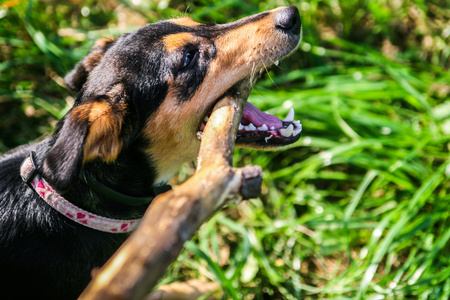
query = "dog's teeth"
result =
(238, 123, 244, 130)
(270, 126, 275, 130)
(258, 124, 268, 131)
(244, 123, 256, 131)
(265, 134, 273, 143)
(293, 126, 302, 136)
(293, 120, 302, 137)
(283, 108, 295, 122)
(280, 124, 294, 137)
(274, 60, 280, 66)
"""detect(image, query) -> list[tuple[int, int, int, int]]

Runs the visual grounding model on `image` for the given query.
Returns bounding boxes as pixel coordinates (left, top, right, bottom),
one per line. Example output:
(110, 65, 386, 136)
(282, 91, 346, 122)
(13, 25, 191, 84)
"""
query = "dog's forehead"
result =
(119, 11, 274, 51)
(125, 18, 219, 47)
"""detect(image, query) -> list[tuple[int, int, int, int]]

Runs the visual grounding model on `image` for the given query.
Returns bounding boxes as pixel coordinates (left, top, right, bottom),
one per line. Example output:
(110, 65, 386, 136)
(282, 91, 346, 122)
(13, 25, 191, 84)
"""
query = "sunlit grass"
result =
(1, 0, 449, 299)
(185, 52, 449, 298)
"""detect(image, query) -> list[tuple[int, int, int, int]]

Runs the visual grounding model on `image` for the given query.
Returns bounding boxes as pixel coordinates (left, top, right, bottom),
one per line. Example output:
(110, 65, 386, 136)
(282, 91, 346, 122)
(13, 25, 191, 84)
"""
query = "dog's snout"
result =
(275, 6, 301, 35)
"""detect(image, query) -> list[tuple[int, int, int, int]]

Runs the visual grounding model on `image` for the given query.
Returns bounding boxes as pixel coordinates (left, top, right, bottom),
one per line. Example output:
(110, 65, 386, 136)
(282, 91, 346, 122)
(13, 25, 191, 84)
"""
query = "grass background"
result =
(1, 0, 449, 299)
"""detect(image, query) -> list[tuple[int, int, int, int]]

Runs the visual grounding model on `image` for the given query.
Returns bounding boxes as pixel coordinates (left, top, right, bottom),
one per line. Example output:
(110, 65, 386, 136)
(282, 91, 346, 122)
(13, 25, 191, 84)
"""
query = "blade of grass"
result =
(357, 161, 449, 298)
(184, 241, 239, 300)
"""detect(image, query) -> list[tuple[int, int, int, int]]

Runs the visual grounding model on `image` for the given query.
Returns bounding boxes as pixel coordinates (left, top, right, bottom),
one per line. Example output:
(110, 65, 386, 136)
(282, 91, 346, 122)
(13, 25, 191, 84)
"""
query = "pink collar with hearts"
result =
(20, 154, 140, 233)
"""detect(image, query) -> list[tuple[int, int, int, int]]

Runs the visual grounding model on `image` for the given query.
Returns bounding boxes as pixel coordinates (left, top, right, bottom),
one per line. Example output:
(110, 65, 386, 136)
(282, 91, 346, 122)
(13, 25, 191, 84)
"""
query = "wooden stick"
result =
(79, 82, 262, 300)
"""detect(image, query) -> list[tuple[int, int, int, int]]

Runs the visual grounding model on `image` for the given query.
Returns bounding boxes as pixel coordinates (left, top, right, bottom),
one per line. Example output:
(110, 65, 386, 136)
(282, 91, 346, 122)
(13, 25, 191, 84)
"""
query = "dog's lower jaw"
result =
(151, 143, 200, 185)
(146, 128, 202, 185)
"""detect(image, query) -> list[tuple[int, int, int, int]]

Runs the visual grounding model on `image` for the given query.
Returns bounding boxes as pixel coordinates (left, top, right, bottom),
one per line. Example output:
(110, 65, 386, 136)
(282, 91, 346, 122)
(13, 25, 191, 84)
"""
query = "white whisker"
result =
(260, 59, 277, 87)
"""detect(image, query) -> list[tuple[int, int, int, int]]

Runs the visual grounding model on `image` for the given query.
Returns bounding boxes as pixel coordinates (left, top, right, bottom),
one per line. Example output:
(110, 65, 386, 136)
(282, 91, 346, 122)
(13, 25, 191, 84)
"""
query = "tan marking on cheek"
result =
(163, 32, 196, 52)
(170, 17, 201, 27)
(141, 8, 294, 182)
(142, 64, 244, 184)
(142, 91, 201, 183)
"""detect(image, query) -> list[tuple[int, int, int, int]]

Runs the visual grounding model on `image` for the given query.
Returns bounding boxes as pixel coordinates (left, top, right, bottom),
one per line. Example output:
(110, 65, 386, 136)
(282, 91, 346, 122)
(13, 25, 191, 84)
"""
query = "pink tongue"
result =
(241, 102, 283, 128)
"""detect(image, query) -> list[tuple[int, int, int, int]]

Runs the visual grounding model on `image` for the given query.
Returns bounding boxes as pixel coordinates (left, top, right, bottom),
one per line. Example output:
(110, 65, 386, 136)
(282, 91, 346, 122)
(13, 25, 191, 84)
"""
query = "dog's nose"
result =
(275, 6, 301, 35)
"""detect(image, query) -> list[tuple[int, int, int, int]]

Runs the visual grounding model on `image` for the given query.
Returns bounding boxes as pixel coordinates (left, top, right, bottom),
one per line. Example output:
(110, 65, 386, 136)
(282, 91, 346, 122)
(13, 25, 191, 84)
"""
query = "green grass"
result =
(1, 0, 449, 299)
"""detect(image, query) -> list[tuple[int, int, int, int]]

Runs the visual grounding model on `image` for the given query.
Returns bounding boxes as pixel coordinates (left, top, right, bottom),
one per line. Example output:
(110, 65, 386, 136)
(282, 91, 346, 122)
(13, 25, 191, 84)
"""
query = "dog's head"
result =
(43, 6, 302, 191)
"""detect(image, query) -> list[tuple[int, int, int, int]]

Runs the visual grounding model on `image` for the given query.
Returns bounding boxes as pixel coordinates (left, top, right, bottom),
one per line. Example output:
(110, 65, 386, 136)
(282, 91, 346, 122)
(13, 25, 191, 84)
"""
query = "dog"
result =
(0, 6, 301, 299)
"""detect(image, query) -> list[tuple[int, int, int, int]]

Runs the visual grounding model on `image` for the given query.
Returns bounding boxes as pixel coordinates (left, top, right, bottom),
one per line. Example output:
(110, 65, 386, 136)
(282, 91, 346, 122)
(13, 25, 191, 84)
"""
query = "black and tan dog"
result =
(0, 6, 301, 299)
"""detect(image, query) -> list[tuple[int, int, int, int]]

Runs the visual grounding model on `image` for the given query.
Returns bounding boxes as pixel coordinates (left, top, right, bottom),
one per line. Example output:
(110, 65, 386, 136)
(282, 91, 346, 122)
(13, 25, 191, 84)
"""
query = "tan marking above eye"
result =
(170, 17, 201, 27)
(163, 32, 196, 52)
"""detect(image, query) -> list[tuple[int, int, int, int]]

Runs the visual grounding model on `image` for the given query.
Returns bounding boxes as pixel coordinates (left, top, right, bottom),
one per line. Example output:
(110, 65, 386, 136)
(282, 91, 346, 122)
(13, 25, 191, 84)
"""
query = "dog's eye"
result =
(181, 49, 199, 69)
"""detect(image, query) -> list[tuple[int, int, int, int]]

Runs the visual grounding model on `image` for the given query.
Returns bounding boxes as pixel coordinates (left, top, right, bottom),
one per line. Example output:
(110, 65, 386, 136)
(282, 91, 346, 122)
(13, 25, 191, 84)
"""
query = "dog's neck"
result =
(36, 138, 163, 220)
(73, 149, 160, 219)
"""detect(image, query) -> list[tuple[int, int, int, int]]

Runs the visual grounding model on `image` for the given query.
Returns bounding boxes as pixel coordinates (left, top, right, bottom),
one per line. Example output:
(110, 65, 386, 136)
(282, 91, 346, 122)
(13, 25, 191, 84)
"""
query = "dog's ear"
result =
(65, 37, 117, 93)
(43, 84, 128, 191)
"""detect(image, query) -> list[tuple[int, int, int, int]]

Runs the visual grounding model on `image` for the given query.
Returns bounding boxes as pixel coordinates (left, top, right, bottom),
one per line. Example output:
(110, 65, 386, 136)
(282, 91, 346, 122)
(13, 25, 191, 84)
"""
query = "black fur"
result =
(0, 20, 191, 300)
(0, 17, 225, 299)
(0, 7, 302, 299)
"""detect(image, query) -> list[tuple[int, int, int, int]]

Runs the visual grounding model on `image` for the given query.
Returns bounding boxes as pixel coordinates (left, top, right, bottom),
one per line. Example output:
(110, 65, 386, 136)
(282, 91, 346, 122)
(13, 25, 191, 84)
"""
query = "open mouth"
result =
(198, 98, 302, 148)
(236, 102, 302, 146)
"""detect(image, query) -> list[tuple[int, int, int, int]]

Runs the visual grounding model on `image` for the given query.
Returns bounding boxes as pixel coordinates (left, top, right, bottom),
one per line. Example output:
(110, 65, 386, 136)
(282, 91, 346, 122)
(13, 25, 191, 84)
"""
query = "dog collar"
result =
(20, 152, 141, 233)
(79, 172, 170, 207)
